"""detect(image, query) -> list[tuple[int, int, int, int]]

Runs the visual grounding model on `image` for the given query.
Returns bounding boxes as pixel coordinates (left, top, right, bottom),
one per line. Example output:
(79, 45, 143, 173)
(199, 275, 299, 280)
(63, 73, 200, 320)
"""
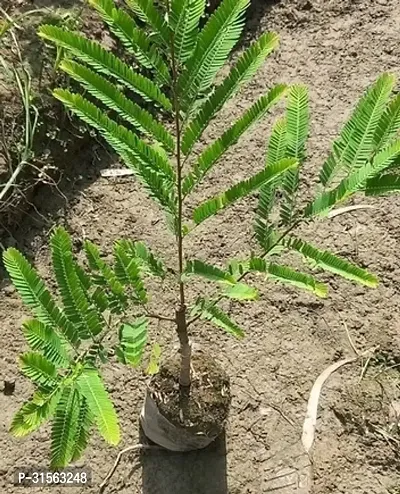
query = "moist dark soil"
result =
(149, 352, 231, 437)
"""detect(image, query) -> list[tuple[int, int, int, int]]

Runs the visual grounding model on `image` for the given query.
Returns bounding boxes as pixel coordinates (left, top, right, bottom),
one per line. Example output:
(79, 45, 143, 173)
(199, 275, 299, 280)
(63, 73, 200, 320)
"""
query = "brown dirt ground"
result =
(1, 0, 400, 493)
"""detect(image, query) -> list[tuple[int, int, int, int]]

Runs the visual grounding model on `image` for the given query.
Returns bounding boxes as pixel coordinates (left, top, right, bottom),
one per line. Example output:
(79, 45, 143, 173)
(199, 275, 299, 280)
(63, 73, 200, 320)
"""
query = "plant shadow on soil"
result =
(140, 430, 228, 494)
(0, 0, 282, 265)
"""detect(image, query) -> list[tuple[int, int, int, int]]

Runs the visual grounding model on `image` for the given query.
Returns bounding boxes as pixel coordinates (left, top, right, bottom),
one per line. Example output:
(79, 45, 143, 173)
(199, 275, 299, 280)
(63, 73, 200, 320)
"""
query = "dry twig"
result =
(302, 346, 378, 454)
(99, 443, 162, 493)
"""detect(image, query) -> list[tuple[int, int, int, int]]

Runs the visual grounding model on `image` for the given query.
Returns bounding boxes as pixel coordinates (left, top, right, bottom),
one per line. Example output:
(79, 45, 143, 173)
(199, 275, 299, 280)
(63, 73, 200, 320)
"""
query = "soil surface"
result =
(149, 353, 231, 436)
(1, 1, 400, 494)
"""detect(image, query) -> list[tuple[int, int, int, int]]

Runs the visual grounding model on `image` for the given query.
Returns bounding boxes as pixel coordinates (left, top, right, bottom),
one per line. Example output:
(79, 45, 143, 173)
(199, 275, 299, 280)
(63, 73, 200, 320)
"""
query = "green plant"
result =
(4, 0, 400, 467)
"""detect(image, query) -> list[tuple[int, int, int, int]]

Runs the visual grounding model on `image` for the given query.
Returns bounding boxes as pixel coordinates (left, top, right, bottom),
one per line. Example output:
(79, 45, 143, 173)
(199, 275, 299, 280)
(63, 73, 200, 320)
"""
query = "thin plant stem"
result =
(168, 0, 191, 387)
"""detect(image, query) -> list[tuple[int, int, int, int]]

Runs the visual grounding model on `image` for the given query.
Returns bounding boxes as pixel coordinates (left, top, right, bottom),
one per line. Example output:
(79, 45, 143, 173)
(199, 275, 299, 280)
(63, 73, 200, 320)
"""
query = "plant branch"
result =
(145, 312, 175, 322)
(187, 219, 302, 327)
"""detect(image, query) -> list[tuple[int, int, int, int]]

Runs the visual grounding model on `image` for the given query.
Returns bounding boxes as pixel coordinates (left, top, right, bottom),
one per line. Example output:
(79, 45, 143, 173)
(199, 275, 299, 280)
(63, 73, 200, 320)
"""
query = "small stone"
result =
(3, 380, 15, 396)
(2, 284, 15, 295)
(299, 0, 313, 10)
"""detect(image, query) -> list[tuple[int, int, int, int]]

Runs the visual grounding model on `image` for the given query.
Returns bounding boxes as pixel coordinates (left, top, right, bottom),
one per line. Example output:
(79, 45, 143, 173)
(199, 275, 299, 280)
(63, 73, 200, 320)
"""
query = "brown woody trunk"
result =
(175, 306, 191, 387)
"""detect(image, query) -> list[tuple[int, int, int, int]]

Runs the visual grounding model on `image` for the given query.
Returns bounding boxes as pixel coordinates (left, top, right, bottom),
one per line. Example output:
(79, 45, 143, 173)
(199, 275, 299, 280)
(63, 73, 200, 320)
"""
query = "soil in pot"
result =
(147, 352, 231, 440)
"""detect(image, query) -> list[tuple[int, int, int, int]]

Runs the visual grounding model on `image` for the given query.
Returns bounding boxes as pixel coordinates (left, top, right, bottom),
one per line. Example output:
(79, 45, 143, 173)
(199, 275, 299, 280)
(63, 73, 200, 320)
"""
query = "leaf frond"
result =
(10, 389, 63, 437)
(51, 227, 103, 339)
(171, 0, 206, 64)
(116, 318, 148, 367)
(280, 85, 309, 226)
(84, 240, 127, 313)
(183, 84, 287, 196)
(125, 0, 171, 45)
(178, 0, 250, 109)
(267, 263, 328, 298)
(190, 297, 245, 338)
(306, 139, 400, 216)
(183, 259, 236, 283)
(19, 352, 59, 387)
(22, 319, 71, 367)
(284, 237, 378, 287)
(146, 342, 161, 375)
(113, 242, 147, 302)
(71, 397, 93, 462)
(76, 367, 120, 445)
(116, 239, 166, 278)
(265, 116, 287, 167)
(50, 386, 81, 467)
(192, 157, 297, 225)
(53, 90, 176, 213)
(3, 248, 79, 347)
(181, 31, 280, 155)
(364, 173, 400, 196)
(373, 93, 400, 150)
(59, 60, 174, 152)
(38, 25, 172, 110)
(88, 0, 170, 84)
(222, 282, 258, 300)
(319, 73, 396, 185)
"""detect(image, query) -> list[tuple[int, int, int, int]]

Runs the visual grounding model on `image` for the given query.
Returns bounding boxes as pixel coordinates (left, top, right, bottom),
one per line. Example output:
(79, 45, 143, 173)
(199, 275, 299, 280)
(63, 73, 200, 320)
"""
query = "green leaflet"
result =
(115, 239, 166, 278)
(285, 85, 309, 160)
(38, 25, 172, 110)
(267, 263, 328, 298)
(83, 240, 128, 313)
(193, 157, 297, 225)
(50, 386, 81, 467)
(222, 283, 258, 300)
(184, 260, 258, 300)
(53, 90, 176, 214)
(373, 93, 400, 151)
(3, 248, 80, 347)
(306, 139, 400, 216)
(114, 242, 147, 302)
(22, 320, 71, 367)
(51, 227, 104, 339)
(183, 259, 236, 284)
(125, 0, 171, 46)
(146, 342, 162, 375)
(88, 0, 170, 85)
(19, 352, 59, 387)
(77, 367, 120, 445)
(265, 117, 287, 168)
(183, 84, 287, 196)
(59, 60, 174, 151)
(280, 85, 309, 226)
(182, 31, 280, 155)
(131, 241, 166, 278)
(284, 237, 378, 288)
(319, 73, 396, 186)
(53, 90, 175, 183)
(170, 0, 206, 64)
(10, 388, 63, 438)
(254, 117, 288, 249)
(190, 297, 245, 338)
(71, 397, 93, 462)
(116, 318, 148, 367)
(365, 173, 400, 196)
(178, 0, 250, 109)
